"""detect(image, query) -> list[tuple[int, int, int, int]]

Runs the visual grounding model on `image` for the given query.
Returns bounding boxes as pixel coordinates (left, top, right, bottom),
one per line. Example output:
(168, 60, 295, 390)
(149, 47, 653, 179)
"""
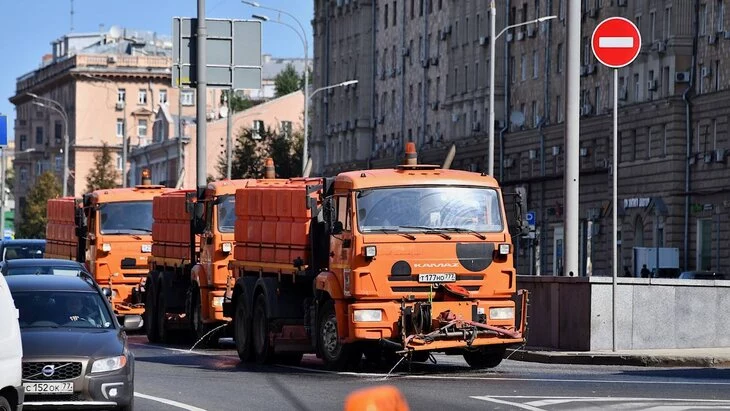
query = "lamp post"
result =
(244, 1, 310, 176)
(487, 7, 557, 176)
(27, 94, 70, 197)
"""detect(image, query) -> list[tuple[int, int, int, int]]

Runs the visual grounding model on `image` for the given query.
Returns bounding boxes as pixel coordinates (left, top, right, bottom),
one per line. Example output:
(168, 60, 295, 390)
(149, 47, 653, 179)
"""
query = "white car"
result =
(0, 273, 23, 410)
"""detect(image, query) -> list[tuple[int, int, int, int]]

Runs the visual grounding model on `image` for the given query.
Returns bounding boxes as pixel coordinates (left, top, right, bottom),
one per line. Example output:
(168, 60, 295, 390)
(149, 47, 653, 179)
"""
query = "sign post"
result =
(592, 17, 641, 352)
(0, 115, 6, 239)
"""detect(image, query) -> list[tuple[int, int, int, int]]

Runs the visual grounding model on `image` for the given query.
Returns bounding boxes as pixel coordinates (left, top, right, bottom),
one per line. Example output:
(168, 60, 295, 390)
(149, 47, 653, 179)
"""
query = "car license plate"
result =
(418, 273, 457, 283)
(24, 382, 74, 394)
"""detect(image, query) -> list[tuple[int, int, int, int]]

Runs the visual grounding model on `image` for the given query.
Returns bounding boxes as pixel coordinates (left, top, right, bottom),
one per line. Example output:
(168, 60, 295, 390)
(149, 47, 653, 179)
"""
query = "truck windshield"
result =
(99, 201, 153, 235)
(356, 186, 503, 234)
(217, 195, 236, 233)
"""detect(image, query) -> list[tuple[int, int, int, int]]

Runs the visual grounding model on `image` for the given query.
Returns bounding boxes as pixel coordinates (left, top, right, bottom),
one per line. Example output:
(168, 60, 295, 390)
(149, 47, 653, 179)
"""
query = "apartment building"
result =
(313, 0, 730, 275)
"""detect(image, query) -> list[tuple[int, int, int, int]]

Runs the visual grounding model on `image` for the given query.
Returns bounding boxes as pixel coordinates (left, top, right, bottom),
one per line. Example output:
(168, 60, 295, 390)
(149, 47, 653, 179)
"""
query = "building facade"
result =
(313, 0, 730, 276)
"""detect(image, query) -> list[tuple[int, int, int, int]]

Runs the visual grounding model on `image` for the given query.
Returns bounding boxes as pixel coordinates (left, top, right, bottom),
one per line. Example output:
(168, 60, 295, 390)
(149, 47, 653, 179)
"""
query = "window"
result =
(648, 127, 654, 158)
(181, 90, 194, 106)
(700, 4, 707, 35)
(385, 4, 389, 28)
(664, 7, 672, 38)
(138, 89, 147, 105)
(410, 0, 415, 19)
(55, 155, 62, 171)
(138, 119, 148, 137)
(557, 43, 563, 73)
(650, 11, 656, 42)
(533, 51, 539, 78)
(559, 0, 565, 20)
(159, 89, 168, 105)
(418, 82, 422, 106)
(464, 65, 468, 91)
(35, 126, 44, 145)
(419, 0, 424, 16)
(252, 120, 265, 139)
(713, 119, 718, 150)
(532, 101, 538, 126)
(393, 1, 397, 27)
(520, 54, 526, 81)
(19, 168, 27, 183)
(717, 0, 725, 32)
(634, 73, 640, 101)
(715, 60, 721, 91)
(582, 36, 590, 65)
(19, 135, 26, 151)
(594, 86, 600, 113)
(117, 89, 126, 103)
(697, 219, 713, 270)
(409, 84, 414, 105)
(475, 62, 480, 89)
(116, 156, 123, 171)
(116, 119, 124, 137)
(663, 125, 668, 157)
(556, 95, 563, 123)
(281, 120, 292, 136)
(54, 121, 62, 145)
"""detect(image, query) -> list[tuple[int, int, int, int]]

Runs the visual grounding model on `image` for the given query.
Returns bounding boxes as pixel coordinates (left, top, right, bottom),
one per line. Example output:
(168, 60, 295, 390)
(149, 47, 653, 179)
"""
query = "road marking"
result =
(135, 392, 207, 411)
(403, 375, 730, 385)
(514, 396, 730, 407)
(598, 37, 634, 48)
(128, 343, 239, 358)
(471, 396, 546, 411)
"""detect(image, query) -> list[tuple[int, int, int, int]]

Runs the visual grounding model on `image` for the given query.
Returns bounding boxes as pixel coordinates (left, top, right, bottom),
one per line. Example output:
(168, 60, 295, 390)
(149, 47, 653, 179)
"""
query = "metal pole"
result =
(564, 0, 580, 277)
(122, 100, 127, 187)
(612, 68, 618, 352)
(63, 129, 69, 197)
(226, 89, 233, 179)
(0, 148, 5, 238)
(303, 44, 309, 176)
(178, 88, 184, 181)
(196, 0, 208, 195)
(488, 1, 496, 176)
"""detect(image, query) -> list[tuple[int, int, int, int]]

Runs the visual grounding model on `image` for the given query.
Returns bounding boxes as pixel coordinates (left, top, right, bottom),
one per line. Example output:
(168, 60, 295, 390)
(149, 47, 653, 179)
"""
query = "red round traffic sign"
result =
(591, 17, 641, 68)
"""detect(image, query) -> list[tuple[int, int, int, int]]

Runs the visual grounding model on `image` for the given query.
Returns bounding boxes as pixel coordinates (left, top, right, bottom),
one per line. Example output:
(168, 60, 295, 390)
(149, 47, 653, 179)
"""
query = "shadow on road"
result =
(619, 367, 730, 380)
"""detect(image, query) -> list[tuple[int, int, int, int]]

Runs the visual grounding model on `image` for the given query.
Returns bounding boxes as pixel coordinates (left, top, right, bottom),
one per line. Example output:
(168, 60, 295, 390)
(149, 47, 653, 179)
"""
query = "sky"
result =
(0, 0, 314, 141)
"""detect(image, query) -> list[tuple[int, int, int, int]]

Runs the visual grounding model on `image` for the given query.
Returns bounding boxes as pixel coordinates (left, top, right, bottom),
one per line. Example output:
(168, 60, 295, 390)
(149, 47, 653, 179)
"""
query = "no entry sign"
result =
(591, 17, 641, 68)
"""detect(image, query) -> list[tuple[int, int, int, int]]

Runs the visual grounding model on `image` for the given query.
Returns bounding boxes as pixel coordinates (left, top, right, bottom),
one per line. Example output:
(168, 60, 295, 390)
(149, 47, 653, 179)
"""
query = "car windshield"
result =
(217, 195, 236, 233)
(356, 186, 504, 233)
(3, 244, 45, 260)
(6, 266, 82, 277)
(99, 201, 153, 234)
(11, 290, 114, 329)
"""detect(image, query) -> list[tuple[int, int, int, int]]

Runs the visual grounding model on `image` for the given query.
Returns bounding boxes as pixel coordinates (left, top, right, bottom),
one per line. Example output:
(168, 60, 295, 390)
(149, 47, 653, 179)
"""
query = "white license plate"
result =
(23, 382, 74, 394)
(418, 273, 457, 283)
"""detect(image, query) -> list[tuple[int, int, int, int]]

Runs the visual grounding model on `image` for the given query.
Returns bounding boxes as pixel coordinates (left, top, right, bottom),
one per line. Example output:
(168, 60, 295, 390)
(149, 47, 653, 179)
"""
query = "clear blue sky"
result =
(0, 0, 313, 141)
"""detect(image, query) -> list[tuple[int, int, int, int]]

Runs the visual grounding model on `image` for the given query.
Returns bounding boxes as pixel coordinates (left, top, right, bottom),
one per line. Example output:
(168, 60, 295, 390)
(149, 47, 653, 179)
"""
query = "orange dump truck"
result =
(46, 183, 173, 328)
(144, 180, 250, 344)
(226, 152, 529, 370)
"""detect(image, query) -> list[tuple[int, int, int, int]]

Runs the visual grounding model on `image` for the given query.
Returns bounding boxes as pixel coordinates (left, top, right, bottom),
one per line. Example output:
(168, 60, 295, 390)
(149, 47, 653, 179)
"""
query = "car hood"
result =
(21, 328, 125, 358)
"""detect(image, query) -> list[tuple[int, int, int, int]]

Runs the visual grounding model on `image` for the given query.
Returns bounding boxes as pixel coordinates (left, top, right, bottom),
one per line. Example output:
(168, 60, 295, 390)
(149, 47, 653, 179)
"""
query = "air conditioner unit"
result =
(528, 149, 537, 160)
(516, 30, 525, 41)
(430, 101, 440, 110)
(506, 32, 513, 42)
(675, 71, 691, 83)
(472, 121, 481, 132)
(580, 147, 589, 157)
(656, 41, 667, 53)
(479, 36, 488, 46)
(724, 31, 730, 39)
(429, 56, 439, 66)
(704, 152, 713, 163)
(647, 79, 658, 91)
(115, 101, 125, 110)
(619, 87, 628, 101)
(401, 47, 410, 57)
(702, 66, 712, 78)
(617, 0, 627, 6)
(552, 146, 560, 156)
(580, 103, 593, 116)
(708, 34, 719, 44)
(527, 26, 536, 38)
(452, 113, 459, 122)
(716, 149, 726, 163)
(503, 157, 515, 168)
(587, 8, 599, 18)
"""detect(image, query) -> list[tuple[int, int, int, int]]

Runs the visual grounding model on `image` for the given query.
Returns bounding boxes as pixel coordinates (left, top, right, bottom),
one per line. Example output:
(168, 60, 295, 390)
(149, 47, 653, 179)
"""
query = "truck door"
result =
(329, 193, 353, 296)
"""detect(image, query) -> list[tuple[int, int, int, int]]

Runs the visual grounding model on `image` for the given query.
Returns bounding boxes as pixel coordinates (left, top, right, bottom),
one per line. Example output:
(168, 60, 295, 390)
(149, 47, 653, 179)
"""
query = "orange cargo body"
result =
(45, 197, 79, 260)
(151, 190, 195, 263)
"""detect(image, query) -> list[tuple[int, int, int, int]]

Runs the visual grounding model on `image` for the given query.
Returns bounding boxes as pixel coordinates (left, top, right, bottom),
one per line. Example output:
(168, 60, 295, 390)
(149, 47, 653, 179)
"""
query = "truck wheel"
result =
(145, 277, 160, 343)
(0, 395, 11, 411)
(190, 289, 217, 348)
(157, 284, 171, 344)
(252, 294, 274, 364)
(462, 346, 506, 369)
(234, 294, 254, 362)
(318, 300, 361, 370)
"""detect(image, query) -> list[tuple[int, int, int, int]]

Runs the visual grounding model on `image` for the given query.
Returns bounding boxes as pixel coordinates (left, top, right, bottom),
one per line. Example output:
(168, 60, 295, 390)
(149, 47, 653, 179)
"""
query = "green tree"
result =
(5, 168, 14, 194)
(17, 171, 61, 238)
(269, 130, 303, 178)
(218, 128, 267, 179)
(274, 63, 302, 97)
(219, 126, 304, 180)
(221, 90, 256, 113)
(86, 142, 119, 192)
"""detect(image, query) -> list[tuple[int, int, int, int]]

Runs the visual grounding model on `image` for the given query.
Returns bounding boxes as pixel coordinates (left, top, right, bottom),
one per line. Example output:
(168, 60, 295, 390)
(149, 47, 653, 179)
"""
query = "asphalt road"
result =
(128, 335, 730, 411)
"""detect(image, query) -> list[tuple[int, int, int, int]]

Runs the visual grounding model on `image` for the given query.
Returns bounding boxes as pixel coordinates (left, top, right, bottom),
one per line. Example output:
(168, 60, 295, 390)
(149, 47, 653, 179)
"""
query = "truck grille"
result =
(23, 362, 83, 381)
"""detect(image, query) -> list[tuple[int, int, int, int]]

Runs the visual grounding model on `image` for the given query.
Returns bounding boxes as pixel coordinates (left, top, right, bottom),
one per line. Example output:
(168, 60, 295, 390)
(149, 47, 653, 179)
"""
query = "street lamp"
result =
(487, 5, 557, 176)
(244, 1, 310, 176)
(27, 93, 70, 197)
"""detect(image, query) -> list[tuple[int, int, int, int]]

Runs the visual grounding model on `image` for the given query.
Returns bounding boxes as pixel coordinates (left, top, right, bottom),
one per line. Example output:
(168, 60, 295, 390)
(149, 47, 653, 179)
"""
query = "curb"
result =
(505, 349, 730, 367)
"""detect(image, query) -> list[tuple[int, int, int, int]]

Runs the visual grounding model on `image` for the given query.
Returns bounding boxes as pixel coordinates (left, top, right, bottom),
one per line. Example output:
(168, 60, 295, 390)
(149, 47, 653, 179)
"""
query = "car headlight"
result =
(91, 355, 127, 374)
(353, 309, 382, 322)
(489, 307, 514, 320)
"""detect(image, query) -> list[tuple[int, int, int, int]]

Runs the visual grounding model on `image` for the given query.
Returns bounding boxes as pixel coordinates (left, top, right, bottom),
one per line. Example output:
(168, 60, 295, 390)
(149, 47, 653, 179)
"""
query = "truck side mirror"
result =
(192, 203, 206, 234)
(332, 221, 344, 235)
(509, 192, 528, 236)
(323, 197, 337, 234)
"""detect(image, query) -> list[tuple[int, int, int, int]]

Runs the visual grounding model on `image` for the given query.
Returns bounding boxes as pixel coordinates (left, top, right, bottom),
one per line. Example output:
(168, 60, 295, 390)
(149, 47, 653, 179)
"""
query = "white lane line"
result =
(471, 396, 546, 411)
(506, 396, 730, 406)
(276, 364, 392, 378)
(129, 343, 239, 358)
(598, 37, 634, 48)
(402, 375, 730, 385)
(135, 392, 207, 411)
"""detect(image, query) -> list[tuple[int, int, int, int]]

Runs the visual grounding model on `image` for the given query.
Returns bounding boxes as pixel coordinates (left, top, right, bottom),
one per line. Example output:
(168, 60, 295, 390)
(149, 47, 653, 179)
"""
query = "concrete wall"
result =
(518, 276, 730, 351)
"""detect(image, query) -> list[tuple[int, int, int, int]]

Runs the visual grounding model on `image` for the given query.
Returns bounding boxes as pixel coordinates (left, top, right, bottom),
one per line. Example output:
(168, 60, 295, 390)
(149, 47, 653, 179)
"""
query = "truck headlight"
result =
(363, 245, 377, 258)
(101, 243, 112, 252)
(489, 307, 514, 320)
(91, 355, 127, 373)
(498, 243, 511, 255)
(141, 244, 152, 253)
(211, 296, 224, 308)
(353, 309, 382, 322)
(343, 269, 352, 297)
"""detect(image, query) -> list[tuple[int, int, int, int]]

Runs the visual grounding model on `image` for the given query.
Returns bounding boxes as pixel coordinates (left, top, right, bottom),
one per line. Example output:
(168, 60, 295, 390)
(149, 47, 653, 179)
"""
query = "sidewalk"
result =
(505, 347, 730, 367)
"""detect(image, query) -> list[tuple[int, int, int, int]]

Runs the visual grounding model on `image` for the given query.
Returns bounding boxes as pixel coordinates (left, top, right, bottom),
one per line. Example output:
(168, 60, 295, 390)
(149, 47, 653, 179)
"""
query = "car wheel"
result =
(252, 294, 274, 364)
(462, 346, 506, 369)
(234, 294, 254, 362)
(318, 300, 361, 370)
(145, 276, 160, 343)
(0, 395, 11, 411)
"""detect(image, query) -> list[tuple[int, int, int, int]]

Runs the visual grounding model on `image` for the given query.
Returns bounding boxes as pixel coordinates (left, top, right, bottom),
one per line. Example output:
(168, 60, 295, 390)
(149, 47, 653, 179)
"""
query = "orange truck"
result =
(46, 179, 173, 329)
(226, 147, 529, 370)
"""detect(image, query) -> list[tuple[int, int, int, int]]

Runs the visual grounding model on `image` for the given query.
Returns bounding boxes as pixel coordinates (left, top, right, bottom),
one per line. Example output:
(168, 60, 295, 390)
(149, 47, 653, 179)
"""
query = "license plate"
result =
(23, 382, 74, 394)
(418, 273, 457, 283)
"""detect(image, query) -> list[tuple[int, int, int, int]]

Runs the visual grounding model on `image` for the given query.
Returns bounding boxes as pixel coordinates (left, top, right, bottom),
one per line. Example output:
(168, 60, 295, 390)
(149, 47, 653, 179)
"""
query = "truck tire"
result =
(145, 277, 160, 343)
(190, 289, 218, 348)
(157, 283, 171, 344)
(234, 294, 254, 362)
(0, 395, 11, 411)
(463, 346, 506, 369)
(252, 294, 274, 364)
(318, 300, 361, 371)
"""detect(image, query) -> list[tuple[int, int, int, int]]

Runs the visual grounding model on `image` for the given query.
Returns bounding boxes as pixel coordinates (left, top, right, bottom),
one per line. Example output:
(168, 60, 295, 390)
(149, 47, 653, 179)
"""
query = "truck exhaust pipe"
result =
(442, 144, 456, 169)
(405, 142, 417, 165)
(264, 158, 276, 179)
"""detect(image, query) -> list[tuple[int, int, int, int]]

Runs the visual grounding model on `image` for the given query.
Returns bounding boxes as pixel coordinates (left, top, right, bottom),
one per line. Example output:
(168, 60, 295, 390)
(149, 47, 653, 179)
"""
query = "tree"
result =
(221, 90, 257, 113)
(86, 142, 119, 192)
(5, 168, 14, 194)
(219, 126, 304, 180)
(17, 172, 60, 238)
(218, 128, 268, 179)
(274, 63, 302, 97)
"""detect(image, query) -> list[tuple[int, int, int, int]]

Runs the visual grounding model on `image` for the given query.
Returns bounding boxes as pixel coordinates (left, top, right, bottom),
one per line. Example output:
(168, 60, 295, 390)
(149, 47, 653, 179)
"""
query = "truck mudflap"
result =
(394, 289, 529, 353)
